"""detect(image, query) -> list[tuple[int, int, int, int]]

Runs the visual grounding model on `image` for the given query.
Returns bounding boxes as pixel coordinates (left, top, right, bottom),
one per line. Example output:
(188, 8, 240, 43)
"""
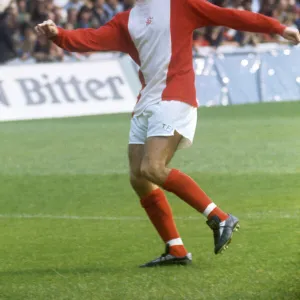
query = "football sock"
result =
(141, 188, 188, 257)
(163, 169, 228, 221)
(166, 238, 187, 257)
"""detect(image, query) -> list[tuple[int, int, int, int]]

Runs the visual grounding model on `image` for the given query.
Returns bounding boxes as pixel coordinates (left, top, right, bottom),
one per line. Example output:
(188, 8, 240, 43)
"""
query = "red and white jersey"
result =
(53, 0, 285, 115)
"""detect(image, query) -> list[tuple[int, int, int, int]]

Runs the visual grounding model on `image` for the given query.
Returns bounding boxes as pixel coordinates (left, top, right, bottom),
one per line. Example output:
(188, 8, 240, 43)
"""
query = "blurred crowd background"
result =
(1, 0, 300, 64)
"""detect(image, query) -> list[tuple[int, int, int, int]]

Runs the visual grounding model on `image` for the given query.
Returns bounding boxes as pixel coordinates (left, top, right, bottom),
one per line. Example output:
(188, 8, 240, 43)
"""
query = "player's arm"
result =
(186, 0, 300, 44)
(35, 15, 128, 53)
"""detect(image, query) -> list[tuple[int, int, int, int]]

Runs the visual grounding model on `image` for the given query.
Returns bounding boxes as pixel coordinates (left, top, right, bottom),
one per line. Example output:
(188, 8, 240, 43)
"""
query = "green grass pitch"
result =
(0, 102, 299, 300)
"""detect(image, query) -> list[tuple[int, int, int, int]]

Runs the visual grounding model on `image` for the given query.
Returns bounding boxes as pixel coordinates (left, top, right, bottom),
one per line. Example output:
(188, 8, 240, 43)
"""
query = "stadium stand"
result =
(0, 0, 300, 64)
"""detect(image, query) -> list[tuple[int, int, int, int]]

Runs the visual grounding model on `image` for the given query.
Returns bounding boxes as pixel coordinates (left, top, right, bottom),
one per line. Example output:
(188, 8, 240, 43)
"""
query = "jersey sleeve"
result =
(51, 13, 129, 53)
(186, 0, 286, 35)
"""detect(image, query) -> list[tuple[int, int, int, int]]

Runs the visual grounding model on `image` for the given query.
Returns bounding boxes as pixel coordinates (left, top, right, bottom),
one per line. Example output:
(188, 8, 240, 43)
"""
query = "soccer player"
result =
(35, 0, 300, 267)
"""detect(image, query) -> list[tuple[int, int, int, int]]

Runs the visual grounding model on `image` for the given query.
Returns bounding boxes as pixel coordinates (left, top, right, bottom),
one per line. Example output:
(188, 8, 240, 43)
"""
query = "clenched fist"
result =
(282, 27, 300, 45)
(35, 20, 58, 39)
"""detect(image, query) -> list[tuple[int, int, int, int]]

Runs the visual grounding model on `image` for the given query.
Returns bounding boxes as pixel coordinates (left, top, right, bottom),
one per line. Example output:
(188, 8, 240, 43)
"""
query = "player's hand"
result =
(282, 27, 300, 45)
(35, 20, 58, 39)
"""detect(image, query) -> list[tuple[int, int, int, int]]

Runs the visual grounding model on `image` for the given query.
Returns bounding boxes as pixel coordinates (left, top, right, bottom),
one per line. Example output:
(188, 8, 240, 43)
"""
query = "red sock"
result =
(163, 169, 228, 221)
(141, 188, 188, 257)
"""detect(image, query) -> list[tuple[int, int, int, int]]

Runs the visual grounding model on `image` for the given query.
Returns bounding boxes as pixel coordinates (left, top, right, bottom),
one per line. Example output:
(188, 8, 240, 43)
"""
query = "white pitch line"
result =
(0, 212, 298, 221)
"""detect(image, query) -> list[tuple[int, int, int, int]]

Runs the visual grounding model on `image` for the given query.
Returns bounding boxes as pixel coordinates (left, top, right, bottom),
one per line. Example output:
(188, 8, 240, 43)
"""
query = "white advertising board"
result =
(0, 59, 137, 121)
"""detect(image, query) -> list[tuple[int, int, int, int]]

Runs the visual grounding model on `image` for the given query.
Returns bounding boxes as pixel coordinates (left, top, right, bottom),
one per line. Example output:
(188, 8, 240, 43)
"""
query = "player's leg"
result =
(129, 143, 156, 198)
(140, 101, 239, 254)
(141, 132, 227, 219)
(129, 116, 190, 266)
(140, 101, 228, 220)
(142, 134, 228, 220)
(129, 144, 191, 267)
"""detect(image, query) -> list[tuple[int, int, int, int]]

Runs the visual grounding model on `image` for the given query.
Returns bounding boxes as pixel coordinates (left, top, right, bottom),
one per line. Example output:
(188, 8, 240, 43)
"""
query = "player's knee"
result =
(130, 172, 157, 198)
(140, 160, 164, 183)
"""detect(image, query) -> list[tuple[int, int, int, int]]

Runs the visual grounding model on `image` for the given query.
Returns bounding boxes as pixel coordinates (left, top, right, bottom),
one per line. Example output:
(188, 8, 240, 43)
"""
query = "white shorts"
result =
(129, 100, 197, 149)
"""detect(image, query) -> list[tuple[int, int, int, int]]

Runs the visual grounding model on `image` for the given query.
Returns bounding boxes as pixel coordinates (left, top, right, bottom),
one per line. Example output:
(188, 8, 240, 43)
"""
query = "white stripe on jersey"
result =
(128, 0, 172, 116)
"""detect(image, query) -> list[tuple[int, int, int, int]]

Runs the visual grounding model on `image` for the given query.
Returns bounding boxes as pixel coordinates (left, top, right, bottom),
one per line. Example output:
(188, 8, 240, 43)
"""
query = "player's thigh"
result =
(140, 134, 182, 184)
(128, 143, 144, 178)
(143, 133, 182, 168)
(128, 143, 158, 198)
